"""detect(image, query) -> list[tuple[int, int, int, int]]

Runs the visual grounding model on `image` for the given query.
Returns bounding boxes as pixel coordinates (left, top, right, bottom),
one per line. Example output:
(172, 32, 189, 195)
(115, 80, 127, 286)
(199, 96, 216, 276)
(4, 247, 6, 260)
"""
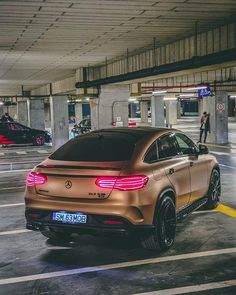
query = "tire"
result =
(33, 134, 45, 146)
(141, 196, 176, 251)
(40, 228, 72, 241)
(204, 168, 221, 210)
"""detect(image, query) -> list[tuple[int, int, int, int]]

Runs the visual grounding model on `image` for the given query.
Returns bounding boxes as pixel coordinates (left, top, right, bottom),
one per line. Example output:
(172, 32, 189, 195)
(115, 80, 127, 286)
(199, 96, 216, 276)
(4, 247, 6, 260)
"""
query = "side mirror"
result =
(198, 144, 209, 155)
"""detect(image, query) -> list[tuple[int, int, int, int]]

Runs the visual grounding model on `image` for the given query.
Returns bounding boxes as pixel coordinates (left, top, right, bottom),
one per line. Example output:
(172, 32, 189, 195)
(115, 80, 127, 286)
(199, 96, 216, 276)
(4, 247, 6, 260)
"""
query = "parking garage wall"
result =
(85, 22, 236, 81)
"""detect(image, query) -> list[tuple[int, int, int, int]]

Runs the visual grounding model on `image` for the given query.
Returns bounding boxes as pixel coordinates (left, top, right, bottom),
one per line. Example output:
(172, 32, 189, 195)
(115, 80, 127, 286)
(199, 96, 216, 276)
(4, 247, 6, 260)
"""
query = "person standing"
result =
(204, 113, 210, 143)
(198, 112, 207, 142)
(0, 112, 13, 122)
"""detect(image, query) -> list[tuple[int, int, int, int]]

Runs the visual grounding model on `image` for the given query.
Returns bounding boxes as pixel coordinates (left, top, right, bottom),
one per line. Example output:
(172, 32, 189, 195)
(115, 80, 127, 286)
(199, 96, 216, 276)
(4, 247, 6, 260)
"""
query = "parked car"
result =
(71, 119, 91, 136)
(25, 127, 220, 251)
(0, 122, 51, 146)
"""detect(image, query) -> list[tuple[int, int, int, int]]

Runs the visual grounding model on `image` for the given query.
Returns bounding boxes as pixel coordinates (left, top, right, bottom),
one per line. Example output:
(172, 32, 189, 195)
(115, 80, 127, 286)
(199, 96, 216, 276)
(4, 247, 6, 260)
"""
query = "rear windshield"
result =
(49, 132, 141, 162)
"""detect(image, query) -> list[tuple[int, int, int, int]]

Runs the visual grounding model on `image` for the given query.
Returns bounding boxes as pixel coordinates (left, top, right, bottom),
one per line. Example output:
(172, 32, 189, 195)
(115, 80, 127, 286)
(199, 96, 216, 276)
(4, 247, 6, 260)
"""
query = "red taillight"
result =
(95, 175, 148, 191)
(26, 172, 47, 186)
(128, 122, 137, 127)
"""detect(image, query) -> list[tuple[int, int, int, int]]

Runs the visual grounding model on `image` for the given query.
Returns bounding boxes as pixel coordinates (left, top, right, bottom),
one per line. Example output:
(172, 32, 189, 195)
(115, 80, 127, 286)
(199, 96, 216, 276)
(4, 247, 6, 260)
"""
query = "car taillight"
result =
(95, 175, 148, 191)
(26, 172, 47, 186)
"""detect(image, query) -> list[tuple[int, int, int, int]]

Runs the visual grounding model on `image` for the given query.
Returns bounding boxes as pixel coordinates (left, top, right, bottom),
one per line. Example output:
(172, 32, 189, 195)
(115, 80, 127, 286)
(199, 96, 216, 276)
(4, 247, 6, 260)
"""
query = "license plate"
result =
(52, 211, 87, 224)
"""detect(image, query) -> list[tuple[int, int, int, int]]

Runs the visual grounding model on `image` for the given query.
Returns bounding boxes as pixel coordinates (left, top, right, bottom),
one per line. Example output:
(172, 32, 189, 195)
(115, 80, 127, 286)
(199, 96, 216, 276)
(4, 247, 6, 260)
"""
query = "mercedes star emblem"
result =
(65, 180, 72, 189)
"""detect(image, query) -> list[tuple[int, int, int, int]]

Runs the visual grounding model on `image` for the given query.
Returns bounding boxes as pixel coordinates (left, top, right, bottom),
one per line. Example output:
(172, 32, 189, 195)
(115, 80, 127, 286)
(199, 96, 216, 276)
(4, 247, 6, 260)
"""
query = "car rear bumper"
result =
(25, 187, 156, 225)
(25, 208, 155, 237)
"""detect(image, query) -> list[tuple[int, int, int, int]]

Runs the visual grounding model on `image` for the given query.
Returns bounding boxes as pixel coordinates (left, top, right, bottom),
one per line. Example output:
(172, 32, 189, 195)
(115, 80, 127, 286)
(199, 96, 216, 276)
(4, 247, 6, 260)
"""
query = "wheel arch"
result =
(152, 187, 176, 224)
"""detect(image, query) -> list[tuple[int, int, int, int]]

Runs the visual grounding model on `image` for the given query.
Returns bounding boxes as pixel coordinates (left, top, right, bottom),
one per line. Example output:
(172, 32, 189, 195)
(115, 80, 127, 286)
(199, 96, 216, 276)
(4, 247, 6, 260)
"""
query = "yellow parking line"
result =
(214, 204, 236, 218)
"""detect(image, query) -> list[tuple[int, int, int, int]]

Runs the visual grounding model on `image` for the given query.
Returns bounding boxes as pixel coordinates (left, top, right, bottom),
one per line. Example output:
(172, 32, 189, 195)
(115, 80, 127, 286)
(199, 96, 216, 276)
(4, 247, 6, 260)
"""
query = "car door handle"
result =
(169, 168, 175, 175)
(190, 162, 194, 167)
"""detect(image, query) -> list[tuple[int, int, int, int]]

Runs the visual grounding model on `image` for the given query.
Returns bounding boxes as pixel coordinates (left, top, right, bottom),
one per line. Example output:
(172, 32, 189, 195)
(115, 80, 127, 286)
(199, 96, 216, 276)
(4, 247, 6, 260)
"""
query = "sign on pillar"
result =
(206, 91, 228, 144)
(215, 92, 228, 144)
(114, 116, 123, 127)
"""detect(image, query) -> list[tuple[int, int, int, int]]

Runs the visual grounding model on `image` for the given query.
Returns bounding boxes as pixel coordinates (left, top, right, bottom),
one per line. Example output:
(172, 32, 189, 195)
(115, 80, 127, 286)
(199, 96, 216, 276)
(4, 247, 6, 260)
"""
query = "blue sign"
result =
(198, 87, 211, 98)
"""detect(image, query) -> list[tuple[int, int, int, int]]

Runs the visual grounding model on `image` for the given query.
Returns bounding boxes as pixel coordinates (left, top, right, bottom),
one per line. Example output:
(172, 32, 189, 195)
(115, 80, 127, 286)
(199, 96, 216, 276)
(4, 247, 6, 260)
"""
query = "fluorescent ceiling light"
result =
(129, 98, 137, 101)
(187, 86, 208, 90)
(178, 93, 195, 97)
(152, 90, 167, 95)
(230, 95, 236, 99)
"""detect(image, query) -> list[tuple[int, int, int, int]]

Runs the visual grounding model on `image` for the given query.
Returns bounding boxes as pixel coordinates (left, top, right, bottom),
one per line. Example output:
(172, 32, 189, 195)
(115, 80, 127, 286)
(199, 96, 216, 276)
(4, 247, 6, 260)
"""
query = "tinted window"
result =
(175, 133, 196, 155)
(144, 142, 158, 163)
(49, 132, 139, 162)
(9, 123, 27, 131)
(157, 134, 178, 159)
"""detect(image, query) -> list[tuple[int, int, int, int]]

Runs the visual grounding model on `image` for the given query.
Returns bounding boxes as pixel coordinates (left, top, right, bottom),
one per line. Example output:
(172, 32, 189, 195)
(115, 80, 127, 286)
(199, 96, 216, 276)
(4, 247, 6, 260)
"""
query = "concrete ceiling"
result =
(0, 0, 236, 95)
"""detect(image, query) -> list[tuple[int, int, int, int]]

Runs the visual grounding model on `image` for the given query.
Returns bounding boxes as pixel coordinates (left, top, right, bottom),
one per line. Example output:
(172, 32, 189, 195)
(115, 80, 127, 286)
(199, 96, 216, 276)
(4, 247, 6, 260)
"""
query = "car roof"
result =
(90, 127, 176, 140)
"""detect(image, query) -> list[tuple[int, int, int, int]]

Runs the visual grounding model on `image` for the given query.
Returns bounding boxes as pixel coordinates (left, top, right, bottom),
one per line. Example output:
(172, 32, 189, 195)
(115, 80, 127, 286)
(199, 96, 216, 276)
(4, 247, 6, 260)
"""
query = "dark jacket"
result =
(205, 115, 210, 132)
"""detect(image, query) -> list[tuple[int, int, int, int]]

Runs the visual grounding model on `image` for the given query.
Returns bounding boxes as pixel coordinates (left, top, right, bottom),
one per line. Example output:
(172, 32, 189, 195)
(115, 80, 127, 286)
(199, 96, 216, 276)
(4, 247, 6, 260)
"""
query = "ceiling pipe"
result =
(76, 48, 236, 89)
(142, 83, 236, 90)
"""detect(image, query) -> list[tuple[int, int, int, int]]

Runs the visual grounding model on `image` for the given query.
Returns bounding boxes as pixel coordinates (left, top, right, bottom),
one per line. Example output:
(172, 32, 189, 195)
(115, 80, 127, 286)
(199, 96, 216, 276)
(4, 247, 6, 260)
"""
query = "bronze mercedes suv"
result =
(25, 127, 220, 251)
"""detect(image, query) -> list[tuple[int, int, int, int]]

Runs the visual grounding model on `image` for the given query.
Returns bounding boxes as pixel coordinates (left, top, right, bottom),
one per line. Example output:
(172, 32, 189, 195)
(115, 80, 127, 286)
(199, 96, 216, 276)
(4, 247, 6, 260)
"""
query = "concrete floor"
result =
(0, 117, 236, 295)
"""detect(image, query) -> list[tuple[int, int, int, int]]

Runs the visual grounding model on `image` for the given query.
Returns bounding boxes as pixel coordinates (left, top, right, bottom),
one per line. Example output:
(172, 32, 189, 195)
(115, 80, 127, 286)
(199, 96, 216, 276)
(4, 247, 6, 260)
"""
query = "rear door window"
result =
(50, 132, 141, 162)
(157, 134, 178, 160)
(144, 142, 158, 163)
(175, 133, 196, 156)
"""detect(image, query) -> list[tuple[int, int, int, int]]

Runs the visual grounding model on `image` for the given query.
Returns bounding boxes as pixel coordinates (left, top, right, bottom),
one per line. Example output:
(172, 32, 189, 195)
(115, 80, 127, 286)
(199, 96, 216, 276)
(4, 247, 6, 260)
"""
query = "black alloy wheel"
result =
(204, 169, 221, 210)
(33, 134, 45, 146)
(141, 196, 176, 251)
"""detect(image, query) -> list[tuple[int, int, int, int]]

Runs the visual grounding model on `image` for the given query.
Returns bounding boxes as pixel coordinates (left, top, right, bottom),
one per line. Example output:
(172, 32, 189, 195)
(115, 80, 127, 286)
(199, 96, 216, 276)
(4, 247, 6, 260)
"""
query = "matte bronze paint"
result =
(25, 129, 218, 226)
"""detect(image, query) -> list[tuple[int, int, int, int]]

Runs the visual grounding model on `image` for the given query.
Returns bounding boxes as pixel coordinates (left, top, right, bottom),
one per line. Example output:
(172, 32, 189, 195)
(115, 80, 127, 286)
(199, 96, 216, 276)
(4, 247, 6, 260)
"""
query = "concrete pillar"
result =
(44, 103, 51, 129)
(151, 95, 165, 127)
(130, 102, 137, 118)
(17, 101, 29, 126)
(198, 99, 203, 116)
(28, 99, 45, 130)
(90, 84, 129, 130)
(50, 95, 69, 151)
(130, 83, 141, 96)
(202, 91, 228, 144)
(140, 100, 149, 124)
(90, 98, 99, 130)
(0, 104, 3, 117)
(75, 103, 83, 123)
(166, 100, 178, 127)
(5, 105, 17, 120)
(234, 99, 236, 122)
(177, 100, 182, 119)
